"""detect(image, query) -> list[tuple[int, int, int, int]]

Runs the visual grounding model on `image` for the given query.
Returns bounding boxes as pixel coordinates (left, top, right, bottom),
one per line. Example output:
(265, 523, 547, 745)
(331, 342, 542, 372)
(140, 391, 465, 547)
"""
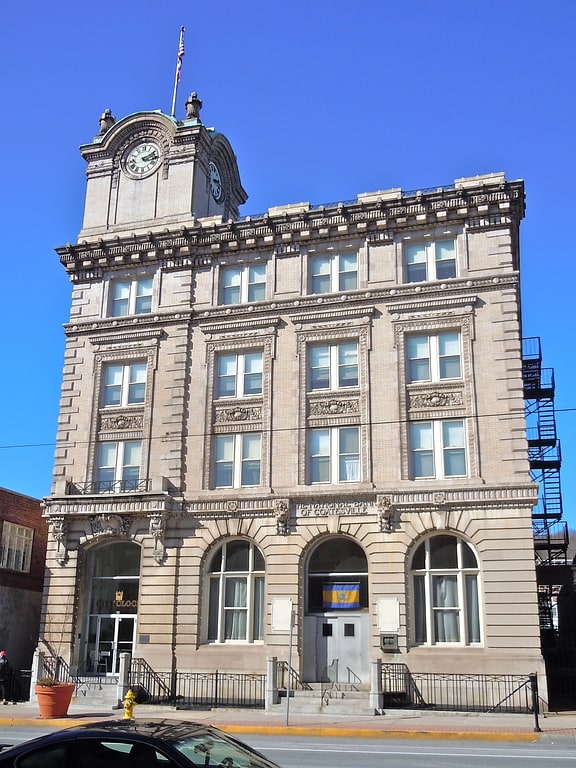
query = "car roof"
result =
(57, 719, 216, 742)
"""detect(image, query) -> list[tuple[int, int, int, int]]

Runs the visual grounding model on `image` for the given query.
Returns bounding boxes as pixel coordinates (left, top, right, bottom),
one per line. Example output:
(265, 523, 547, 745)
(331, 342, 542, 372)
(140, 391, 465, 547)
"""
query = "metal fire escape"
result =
(522, 337, 569, 642)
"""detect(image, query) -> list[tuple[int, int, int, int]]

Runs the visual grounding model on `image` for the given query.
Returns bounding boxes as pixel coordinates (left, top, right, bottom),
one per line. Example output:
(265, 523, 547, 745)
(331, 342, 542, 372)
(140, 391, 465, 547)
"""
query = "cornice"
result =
(56, 179, 524, 280)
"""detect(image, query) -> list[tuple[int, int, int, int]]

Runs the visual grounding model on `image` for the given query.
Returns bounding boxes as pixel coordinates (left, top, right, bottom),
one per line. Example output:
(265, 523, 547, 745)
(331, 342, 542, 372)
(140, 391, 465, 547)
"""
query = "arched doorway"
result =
(83, 541, 140, 675)
(302, 537, 369, 683)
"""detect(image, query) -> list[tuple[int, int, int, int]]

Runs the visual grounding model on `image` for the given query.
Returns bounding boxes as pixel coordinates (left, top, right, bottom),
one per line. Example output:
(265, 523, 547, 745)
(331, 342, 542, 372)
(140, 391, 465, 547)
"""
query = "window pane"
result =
(461, 541, 478, 569)
(103, 365, 123, 405)
(134, 279, 153, 313)
(407, 336, 430, 381)
(411, 423, 434, 478)
(466, 574, 481, 642)
(338, 343, 358, 387)
(443, 421, 466, 476)
(217, 354, 237, 397)
(253, 577, 264, 641)
(208, 578, 219, 640)
(430, 535, 458, 569)
(226, 540, 250, 571)
(128, 363, 147, 403)
(435, 241, 456, 279)
(405, 244, 426, 282)
(222, 267, 241, 304)
(439, 333, 461, 379)
(241, 434, 261, 486)
(310, 256, 331, 294)
(247, 265, 266, 302)
(339, 254, 358, 290)
(310, 346, 330, 389)
(243, 352, 263, 395)
(339, 427, 359, 482)
(111, 282, 130, 316)
(214, 436, 234, 487)
(413, 575, 427, 643)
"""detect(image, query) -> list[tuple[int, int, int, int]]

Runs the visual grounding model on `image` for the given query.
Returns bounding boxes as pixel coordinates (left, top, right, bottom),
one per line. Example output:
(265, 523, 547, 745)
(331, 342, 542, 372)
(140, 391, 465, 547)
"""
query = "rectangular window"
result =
(0, 522, 33, 572)
(310, 253, 358, 294)
(102, 362, 147, 406)
(221, 264, 266, 305)
(309, 426, 360, 484)
(309, 342, 358, 390)
(407, 332, 461, 382)
(410, 420, 467, 479)
(110, 278, 153, 317)
(95, 440, 142, 492)
(214, 433, 262, 488)
(404, 240, 456, 283)
(216, 352, 263, 398)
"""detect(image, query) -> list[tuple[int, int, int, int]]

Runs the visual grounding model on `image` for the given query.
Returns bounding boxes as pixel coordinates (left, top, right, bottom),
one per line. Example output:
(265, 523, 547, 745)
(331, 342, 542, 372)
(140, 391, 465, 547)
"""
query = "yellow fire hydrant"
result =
(122, 688, 137, 720)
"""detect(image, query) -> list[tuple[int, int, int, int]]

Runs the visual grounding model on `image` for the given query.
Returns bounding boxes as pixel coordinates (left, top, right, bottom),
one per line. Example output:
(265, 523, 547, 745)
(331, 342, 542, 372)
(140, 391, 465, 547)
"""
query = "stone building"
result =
(40, 96, 543, 691)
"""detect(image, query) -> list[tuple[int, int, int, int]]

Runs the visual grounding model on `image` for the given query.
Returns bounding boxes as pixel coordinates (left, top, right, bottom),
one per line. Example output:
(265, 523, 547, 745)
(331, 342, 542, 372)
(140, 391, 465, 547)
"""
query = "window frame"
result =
(213, 433, 262, 488)
(309, 252, 358, 294)
(406, 331, 462, 383)
(101, 361, 147, 407)
(0, 521, 34, 572)
(95, 439, 143, 492)
(404, 239, 456, 283)
(409, 419, 467, 479)
(411, 534, 481, 646)
(308, 341, 359, 391)
(220, 263, 266, 305)
(309, 426, 360, 484)
(215, 351, 263, 399)
(109, 277, 153, 317)
(206, 539, 265, 644)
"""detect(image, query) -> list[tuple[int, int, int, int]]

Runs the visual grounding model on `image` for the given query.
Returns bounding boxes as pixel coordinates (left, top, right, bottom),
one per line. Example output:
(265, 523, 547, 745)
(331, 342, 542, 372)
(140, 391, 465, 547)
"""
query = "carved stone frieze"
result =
(214, 405, 262, 423)
(408, 390, 463, 410)
(295, 499, 371, 517)
(90, 514, 130, 537)
(100, 413, 144, 431)
(309, 398, 359, 416)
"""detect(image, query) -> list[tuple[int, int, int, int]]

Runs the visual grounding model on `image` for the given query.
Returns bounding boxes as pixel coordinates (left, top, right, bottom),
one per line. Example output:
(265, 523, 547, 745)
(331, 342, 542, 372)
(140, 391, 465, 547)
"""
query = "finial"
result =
(98, 109, 115, 135)
(185, 92, 202, 122)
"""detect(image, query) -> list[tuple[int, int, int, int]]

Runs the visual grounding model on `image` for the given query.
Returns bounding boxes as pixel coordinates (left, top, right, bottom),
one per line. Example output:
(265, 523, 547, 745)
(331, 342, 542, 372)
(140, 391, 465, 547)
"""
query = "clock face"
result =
(209, 161, 223, 201)
(124, 142, 162, 178)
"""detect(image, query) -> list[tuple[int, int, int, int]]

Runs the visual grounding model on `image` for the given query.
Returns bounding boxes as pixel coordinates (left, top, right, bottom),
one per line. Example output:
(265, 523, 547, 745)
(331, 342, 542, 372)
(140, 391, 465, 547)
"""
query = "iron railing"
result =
(71, 479, 150, 494)
(129, 660, 265, 709)
(381, 664, 537, 714)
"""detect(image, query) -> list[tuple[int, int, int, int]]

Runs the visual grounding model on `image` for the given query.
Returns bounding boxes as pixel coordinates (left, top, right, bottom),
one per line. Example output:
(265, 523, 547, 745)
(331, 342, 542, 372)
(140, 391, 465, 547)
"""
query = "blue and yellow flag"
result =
(322, 583, 360, 610)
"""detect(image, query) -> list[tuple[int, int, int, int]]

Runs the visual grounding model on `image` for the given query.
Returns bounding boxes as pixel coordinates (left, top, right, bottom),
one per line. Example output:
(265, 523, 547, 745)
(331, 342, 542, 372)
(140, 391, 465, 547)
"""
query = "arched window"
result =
(307, 538, 368, 612)
(411, 534, 481, 645)
(207, 540, 265, 643)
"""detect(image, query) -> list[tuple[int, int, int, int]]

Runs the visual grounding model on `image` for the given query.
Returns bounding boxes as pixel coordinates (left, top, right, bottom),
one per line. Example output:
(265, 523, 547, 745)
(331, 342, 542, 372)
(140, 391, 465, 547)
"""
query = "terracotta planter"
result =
(35, 683, 75, 718)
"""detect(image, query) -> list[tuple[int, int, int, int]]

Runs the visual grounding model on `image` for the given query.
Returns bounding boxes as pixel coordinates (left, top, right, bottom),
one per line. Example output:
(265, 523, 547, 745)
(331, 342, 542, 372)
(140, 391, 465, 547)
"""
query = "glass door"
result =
(87, 615, 136, 674)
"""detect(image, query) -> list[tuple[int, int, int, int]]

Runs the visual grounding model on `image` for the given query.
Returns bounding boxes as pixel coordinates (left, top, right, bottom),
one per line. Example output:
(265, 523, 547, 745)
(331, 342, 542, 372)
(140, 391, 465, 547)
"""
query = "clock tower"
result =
(78, 93, 247, 242)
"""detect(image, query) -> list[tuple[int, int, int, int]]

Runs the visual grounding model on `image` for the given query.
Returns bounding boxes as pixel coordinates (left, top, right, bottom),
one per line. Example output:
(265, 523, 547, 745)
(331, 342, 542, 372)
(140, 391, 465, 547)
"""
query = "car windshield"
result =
(174, 731, 277, 768)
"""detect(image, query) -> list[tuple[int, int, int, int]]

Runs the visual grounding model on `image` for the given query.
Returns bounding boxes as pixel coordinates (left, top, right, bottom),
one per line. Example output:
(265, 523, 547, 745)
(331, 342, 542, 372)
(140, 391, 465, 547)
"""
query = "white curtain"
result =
(224, 577, 247, 640)
(432, 575, 460, 642)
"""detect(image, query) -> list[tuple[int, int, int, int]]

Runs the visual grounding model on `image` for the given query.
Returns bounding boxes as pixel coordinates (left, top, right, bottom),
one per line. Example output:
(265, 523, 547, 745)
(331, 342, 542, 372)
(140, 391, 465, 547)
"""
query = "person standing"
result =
(0, 651, 11, 704)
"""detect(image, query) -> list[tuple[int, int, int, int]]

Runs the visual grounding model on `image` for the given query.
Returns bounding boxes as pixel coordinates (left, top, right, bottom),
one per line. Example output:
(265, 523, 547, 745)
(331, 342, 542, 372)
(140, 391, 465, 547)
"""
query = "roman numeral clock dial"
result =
(123, 141, 162, 178)
(209, 161, 224, 202)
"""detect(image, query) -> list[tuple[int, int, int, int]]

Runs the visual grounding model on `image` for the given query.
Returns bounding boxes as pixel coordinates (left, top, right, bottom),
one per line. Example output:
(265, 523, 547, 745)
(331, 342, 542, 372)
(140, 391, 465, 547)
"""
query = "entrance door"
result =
(310, 614, 368, 683)
(88, 615, 136, 675)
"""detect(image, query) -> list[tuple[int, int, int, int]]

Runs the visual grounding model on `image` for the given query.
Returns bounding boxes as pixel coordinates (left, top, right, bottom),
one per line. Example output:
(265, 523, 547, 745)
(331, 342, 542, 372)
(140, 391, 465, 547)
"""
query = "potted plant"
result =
(35, 677, 75, 718)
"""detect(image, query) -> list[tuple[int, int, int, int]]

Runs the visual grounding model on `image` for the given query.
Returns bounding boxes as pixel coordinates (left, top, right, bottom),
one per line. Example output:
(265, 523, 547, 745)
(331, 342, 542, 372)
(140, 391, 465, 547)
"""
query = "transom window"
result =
(109, 277, 153, 317)
(214, 433, 261, 488)
(411, 534, 481, 645)
(307, 538, 368, 613)
(410, 420, 467, 479)
(0, 522, 33, 572)
(407, 332, 461, 382)
(404, 240, 456, 283)
(309, 427, 360, 484)
(102, 362, 147, 406)
(95, 440, 142, 492)
(310, 253, 358, 294)
(216, 352, 263, 398)
(207, 540, 265, 643)
(309, 342, 358, 390)
(220, 264, 266, 305)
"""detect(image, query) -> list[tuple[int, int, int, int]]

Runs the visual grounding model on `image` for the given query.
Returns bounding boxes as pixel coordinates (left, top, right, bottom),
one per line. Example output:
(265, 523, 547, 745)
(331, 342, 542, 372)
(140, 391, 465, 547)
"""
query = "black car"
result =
(0, 719, 283, 768)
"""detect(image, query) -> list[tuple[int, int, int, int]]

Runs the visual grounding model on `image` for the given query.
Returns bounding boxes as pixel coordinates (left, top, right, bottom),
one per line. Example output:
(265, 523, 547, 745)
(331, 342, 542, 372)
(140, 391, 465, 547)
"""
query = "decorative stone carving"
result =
(148, 512, 167, 564)
(98, 108, 115, 135)
(309, 399, 359, 416)
(377, 495, 399, 533)
(50, 515, 68, 565)
(274, 498, 290, 535)
(100, 413, 144, 431)
(185, 93, 202, 121)
(215, 406, 261, 423)
(408, 391, 463, 409)
(90, 514, 129, 537)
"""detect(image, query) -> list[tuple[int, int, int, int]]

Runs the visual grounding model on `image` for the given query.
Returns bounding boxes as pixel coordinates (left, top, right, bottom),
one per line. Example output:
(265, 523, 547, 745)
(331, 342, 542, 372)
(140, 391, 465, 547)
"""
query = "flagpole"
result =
(171, 26, 185, 118)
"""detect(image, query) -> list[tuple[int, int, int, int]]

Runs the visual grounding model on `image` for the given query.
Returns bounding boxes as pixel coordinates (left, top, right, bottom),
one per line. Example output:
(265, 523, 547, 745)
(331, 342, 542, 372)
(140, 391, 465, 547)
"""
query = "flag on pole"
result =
(176, 27, 185, 83)
(322, 583, 360, 610)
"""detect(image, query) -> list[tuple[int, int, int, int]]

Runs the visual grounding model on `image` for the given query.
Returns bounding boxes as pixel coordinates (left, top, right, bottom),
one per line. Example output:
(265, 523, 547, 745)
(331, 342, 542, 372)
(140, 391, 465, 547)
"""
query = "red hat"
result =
(0, 651, 5, 656)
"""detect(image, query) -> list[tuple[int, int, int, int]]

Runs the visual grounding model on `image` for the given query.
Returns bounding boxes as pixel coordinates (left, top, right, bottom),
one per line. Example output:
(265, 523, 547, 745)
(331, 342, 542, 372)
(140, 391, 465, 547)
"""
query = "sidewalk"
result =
(1, 699, 576, 743)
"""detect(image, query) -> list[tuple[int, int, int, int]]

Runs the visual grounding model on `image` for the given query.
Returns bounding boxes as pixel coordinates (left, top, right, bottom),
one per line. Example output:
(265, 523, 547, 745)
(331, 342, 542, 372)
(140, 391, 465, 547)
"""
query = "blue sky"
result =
(1, 1, 575, 527)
